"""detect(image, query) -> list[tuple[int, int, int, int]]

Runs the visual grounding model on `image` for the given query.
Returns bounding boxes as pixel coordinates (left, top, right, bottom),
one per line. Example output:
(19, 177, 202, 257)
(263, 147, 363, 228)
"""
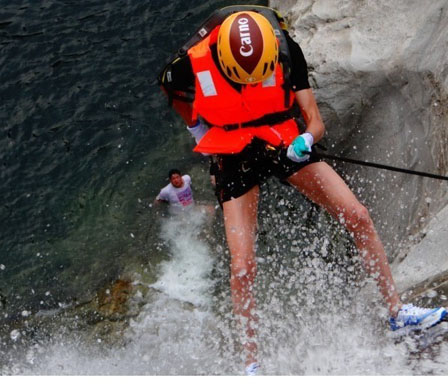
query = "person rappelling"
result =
(158, 5, 447, 375)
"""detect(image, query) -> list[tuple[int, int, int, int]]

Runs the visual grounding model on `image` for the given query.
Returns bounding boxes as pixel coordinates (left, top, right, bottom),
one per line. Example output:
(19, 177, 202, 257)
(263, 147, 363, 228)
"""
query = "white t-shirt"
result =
(156, 175, 194, 209)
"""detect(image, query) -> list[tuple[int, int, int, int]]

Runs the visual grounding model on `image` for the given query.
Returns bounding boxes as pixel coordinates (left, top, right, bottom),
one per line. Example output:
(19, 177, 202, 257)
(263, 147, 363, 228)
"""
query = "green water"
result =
(0, 0, 267, 317)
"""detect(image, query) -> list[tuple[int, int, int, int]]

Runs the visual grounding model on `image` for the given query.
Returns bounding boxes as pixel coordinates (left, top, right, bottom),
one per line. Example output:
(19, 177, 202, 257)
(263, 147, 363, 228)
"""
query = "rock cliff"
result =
(270, 0, 448, 301)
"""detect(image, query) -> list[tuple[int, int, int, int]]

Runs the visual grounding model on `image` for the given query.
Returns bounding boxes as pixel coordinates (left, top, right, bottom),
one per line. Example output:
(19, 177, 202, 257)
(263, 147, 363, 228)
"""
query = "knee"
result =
(338, 203, 373, 233)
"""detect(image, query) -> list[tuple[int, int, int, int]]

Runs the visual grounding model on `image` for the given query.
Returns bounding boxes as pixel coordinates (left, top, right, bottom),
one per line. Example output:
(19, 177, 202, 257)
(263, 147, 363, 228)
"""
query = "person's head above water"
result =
(168, 169, 184, 188)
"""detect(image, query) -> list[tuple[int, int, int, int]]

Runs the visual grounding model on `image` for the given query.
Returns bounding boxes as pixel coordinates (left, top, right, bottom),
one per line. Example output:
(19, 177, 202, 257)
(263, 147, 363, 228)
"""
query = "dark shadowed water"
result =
(0, 0, 266, 316)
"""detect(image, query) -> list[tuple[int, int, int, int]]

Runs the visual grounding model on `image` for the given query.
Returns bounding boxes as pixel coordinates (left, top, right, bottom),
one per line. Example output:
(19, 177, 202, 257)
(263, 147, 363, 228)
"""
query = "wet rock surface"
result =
(271, 0, 448, 303)
(393, 203, 448, 301)
(401, 270, 448, 309)
(0, 278, 149, 370)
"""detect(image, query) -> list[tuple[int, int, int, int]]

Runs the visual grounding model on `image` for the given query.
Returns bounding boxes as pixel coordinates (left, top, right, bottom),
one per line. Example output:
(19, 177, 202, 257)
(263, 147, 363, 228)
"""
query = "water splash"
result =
(3, 189, 448, 375)
(150, 208, 216, 307)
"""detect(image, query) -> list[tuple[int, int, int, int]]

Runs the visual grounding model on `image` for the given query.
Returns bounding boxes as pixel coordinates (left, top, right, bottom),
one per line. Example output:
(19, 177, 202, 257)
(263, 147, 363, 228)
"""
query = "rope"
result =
(304, 151, 448, 181)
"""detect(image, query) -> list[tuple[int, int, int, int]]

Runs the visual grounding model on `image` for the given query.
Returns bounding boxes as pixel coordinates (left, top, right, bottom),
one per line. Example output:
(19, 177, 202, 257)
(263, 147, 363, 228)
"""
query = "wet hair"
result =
(168, 169, 181, 179)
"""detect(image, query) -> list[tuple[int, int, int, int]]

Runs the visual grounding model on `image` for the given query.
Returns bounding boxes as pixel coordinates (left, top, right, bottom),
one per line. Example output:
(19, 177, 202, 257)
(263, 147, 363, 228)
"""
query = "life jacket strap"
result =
(218, 106, 297, 131)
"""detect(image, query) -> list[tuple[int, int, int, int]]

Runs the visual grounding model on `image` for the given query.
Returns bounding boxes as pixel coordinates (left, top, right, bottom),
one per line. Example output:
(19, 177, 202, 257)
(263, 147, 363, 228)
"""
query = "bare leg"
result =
(288, 161, 401, 316)
(222, 185, 260, 366)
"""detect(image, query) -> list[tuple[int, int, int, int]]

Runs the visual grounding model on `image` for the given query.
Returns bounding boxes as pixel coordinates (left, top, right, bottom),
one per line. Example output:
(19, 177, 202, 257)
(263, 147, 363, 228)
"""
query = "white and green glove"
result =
(287, 132, 314, 163)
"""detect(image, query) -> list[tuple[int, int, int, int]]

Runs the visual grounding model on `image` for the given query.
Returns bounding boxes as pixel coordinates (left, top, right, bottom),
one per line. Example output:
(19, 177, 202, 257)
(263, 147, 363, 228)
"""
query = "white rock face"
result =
(392, 203, 448, 291)
(270, 0, 448, 291)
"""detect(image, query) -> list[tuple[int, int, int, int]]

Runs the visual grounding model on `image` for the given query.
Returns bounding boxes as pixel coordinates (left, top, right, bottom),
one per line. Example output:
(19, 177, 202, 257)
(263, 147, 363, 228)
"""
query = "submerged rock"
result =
(96, 279, 133, 321)
(0, 278, 146, 366)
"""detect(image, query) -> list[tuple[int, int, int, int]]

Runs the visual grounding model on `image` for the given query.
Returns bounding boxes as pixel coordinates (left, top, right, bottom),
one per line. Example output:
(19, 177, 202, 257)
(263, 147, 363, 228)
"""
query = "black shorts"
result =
(214, 138, 320, 205)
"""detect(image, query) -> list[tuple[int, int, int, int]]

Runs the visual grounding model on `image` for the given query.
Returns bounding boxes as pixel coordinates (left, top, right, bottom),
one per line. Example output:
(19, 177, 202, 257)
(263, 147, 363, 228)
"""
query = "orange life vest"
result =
(188, 26, 298, 154)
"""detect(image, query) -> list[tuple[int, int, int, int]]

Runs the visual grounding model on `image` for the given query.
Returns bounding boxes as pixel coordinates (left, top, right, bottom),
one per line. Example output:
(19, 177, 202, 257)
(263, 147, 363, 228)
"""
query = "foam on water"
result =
(150, 208, 216, 308)
(4, 207, 448, 375)
(2, 207, 234, 375)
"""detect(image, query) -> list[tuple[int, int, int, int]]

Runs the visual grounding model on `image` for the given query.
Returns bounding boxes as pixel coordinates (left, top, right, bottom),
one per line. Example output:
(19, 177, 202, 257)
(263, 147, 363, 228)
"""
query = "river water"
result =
(0, 0, 266, 318)
(1, 0, 448, 375)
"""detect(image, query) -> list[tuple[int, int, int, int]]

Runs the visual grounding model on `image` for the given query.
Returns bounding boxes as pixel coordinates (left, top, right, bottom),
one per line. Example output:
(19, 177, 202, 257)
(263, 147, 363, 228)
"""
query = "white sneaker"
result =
(245, 362, 260, 376)
(390, 303, 447, 333)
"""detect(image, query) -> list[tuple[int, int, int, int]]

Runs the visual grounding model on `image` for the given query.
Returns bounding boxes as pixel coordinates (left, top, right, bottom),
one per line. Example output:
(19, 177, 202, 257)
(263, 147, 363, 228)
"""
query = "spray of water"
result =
(2, 190, 448, 375)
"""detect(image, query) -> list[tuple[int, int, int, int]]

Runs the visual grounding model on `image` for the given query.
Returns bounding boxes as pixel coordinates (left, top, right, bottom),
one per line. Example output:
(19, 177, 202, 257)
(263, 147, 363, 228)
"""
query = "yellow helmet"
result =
(217, 11, 279, 84)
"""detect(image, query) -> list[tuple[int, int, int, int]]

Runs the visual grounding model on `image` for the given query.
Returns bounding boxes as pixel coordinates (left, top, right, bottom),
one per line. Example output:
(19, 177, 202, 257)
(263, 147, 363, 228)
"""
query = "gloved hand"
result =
(187, 120, 208, 144)
(287, 132, 314, 163)
(187, 120, 210, 156)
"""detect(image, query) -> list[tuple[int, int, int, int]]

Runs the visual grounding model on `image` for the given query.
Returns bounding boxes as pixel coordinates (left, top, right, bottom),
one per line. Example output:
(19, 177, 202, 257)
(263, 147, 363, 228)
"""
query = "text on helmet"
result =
(238, 18, 253, 57)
